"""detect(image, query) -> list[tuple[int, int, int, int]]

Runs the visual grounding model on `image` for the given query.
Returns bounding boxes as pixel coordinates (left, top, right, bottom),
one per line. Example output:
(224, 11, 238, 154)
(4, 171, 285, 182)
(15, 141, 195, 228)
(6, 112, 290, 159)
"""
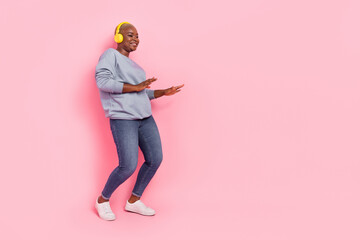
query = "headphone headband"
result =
(115, 22, 130, 35)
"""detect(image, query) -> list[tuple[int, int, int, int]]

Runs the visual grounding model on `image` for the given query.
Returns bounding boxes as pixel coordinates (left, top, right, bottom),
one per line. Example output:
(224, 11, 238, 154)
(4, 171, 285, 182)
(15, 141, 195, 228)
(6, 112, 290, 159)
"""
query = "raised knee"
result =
(128, 163, 138, 174)
(119, 162, 137, 176)
(154, 153, 163, 168)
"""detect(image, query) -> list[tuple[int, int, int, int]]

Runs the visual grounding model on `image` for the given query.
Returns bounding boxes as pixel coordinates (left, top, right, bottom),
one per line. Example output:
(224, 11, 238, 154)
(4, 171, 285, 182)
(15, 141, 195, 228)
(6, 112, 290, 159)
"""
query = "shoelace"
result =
(136, 200, 150, 210)
(102, 203, 113, 214)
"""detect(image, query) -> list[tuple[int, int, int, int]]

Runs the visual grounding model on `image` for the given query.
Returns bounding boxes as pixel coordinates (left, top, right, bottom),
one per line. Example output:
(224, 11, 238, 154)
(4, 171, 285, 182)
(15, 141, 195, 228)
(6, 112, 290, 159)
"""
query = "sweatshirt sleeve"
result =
(145, 88, 155, 100)
(95, 50, 124, 93)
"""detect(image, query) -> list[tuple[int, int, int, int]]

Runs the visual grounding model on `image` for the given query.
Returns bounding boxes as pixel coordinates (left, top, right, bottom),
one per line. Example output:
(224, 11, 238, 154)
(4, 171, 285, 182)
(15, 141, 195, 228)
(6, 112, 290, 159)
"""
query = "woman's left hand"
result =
(164, 84, 185, 96)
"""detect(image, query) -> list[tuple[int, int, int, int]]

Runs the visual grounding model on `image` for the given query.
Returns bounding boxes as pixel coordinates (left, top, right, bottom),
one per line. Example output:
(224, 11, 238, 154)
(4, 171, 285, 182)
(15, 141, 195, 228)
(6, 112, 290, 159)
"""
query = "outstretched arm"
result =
(154, 84, 185, 99)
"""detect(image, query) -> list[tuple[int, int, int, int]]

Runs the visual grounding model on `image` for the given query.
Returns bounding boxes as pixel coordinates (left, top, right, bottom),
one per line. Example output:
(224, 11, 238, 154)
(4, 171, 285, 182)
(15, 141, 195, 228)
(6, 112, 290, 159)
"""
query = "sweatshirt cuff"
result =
(146, 89, 155, 100)
(113, 78, 124, 93)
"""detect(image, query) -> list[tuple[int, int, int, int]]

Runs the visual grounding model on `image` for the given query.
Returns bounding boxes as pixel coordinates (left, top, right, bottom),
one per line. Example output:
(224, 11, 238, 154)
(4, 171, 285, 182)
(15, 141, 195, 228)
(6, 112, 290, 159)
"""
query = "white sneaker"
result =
(125, 200, 156, 216)
(95, 198, 116, 221)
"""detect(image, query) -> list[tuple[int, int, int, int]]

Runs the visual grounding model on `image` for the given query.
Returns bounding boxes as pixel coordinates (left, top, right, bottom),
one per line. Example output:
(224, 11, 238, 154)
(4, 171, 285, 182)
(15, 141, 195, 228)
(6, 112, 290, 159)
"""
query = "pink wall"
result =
(1, 0, 359, 239)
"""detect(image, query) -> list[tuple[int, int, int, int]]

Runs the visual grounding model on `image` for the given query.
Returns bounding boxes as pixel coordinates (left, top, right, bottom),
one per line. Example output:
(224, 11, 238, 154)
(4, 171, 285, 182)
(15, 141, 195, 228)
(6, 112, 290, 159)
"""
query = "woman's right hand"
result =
(136, 77, 157, 92)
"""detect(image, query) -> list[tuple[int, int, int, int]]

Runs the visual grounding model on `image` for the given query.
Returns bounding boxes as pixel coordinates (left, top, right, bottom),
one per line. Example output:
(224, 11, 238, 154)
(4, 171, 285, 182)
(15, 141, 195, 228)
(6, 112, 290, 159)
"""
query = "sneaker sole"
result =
(124, 206, 155, 216)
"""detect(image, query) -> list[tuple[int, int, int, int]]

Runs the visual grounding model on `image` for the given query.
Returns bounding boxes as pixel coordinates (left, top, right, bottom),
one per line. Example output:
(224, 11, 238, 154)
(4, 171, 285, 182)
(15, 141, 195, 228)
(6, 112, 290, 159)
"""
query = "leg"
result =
(100, 119, 140, 200)
(131, 115, 163, 198)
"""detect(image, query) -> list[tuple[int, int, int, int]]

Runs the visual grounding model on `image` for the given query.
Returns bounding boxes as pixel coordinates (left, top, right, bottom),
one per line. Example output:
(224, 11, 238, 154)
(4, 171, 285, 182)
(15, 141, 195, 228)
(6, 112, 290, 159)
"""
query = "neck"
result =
(116, 47, 130, 57)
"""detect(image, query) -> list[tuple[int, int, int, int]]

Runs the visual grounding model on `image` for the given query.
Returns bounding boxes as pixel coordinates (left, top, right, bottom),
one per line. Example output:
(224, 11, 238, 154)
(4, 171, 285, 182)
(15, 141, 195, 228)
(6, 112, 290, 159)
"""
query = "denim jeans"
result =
(101, 115, 163, 199)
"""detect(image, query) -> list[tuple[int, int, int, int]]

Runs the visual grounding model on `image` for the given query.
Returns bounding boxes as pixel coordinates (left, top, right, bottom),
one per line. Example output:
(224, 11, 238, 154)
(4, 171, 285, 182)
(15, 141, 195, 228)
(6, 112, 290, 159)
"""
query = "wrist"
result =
(154, 89, 166, 98)
(133, 84, 140, 92)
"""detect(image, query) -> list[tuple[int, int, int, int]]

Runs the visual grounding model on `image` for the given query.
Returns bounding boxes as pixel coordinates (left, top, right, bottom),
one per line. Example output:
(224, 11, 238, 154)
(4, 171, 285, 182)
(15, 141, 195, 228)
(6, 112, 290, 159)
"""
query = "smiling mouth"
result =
(130, 42, 138, 47)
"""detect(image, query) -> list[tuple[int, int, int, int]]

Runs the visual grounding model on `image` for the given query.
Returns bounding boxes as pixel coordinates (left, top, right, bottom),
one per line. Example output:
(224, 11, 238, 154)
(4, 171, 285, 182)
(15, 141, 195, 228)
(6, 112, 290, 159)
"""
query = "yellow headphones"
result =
(114, 22, 131, 43)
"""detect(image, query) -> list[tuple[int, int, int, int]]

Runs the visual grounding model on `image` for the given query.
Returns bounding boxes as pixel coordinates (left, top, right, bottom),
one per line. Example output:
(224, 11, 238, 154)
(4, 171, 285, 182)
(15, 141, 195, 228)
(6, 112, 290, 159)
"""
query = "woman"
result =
(94, 22, 184, 220)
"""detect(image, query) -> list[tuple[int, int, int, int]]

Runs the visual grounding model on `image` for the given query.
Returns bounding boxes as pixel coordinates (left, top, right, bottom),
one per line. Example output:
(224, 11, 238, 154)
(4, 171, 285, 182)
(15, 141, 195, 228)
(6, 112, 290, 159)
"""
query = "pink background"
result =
(1, 0, 359, 239)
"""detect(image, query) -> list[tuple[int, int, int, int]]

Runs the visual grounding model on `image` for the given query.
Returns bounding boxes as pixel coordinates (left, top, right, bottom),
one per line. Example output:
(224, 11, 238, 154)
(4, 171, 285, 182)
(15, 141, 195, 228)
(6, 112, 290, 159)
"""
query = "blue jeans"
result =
(101, 115, 163, 199)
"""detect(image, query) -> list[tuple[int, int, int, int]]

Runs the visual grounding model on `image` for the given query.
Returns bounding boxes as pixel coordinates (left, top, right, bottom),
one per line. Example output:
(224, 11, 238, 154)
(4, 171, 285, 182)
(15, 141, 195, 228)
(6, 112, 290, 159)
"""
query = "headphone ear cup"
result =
(114, 33, 123, 43)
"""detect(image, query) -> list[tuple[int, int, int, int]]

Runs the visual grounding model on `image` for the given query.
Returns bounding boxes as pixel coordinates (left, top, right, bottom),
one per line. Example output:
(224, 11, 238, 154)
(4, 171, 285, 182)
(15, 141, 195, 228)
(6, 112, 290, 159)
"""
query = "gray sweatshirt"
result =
(95, 48, 155, 120)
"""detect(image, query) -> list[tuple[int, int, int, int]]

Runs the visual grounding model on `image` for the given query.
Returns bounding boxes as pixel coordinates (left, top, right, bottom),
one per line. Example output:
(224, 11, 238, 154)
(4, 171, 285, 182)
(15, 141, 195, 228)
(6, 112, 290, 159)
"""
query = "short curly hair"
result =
(114, 23, 133, 35)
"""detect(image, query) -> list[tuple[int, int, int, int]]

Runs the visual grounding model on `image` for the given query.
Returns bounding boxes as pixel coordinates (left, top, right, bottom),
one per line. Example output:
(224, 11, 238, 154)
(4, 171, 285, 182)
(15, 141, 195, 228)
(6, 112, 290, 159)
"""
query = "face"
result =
(119, 25, 139, 52)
